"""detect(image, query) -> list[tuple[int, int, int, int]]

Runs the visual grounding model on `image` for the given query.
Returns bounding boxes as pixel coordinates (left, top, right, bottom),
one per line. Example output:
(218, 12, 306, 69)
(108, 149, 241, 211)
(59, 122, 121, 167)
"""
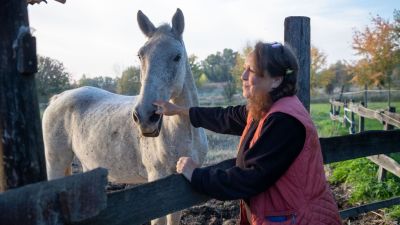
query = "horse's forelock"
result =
(152, 24, 182, 42)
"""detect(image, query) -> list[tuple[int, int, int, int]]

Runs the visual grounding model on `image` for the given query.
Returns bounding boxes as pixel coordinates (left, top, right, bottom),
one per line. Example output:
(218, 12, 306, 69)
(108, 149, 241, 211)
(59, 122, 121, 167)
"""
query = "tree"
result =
(231, 44, 253, 92)
(223, 77, 236, 103)
(392, 9, 400, 88)
(35, 56, 71, 102)
(102, 77, 118, 92)
(188, 54, 205, 88)
(197, 73, 209, 88)
(116, 66, 141, 95)
(318, 61, 351, 94)
(78, 75, 117, 93)
(310, 46, 327, 95)
(351, 13, 400, 88)
(202, 48, 238, 82)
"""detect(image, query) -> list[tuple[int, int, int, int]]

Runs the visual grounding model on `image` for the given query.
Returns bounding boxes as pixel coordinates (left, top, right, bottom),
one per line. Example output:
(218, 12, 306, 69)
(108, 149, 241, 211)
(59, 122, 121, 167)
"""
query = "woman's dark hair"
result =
(254, 41, 299, 102)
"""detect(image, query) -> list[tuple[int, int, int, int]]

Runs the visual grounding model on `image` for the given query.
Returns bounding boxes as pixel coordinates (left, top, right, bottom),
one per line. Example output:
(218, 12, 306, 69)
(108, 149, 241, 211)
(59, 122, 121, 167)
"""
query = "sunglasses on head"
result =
(267, 42, 283, 48)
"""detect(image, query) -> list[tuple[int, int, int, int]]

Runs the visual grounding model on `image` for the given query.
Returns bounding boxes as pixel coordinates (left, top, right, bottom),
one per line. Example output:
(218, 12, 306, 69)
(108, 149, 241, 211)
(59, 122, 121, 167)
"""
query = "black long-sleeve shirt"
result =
(189, 105, 306, 201)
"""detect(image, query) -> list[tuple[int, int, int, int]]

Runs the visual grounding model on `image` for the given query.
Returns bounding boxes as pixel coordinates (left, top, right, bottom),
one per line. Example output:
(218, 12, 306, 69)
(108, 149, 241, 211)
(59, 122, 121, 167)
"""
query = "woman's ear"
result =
(272, 76, 283, 89)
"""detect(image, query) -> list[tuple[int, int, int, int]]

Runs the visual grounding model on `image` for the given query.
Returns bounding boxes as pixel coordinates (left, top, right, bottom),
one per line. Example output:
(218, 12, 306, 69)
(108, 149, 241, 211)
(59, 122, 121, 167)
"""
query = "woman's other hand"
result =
(176, 157, 199, 181)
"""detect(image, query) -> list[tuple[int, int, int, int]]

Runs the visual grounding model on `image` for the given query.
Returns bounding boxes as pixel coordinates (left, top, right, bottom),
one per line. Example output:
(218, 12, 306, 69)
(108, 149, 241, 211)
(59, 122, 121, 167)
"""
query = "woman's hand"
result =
(153, 100, 189, 116)
(176, 157, 199, 181)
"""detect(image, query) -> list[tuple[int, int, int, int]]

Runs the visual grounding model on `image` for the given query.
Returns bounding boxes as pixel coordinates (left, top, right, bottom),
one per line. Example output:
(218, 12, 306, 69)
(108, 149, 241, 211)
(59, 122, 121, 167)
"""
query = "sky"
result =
(28, 0, 398, 80)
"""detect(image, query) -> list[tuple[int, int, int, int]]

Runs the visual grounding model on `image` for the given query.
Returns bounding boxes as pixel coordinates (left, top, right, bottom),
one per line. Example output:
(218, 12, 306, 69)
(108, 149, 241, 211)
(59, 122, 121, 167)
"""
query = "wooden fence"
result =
(1, 0, 400, 224)
(75, 130, 400, 225)
(330, 98, 400, 181)
(2, 130, 400, 225)
(15, 129, 393, 225)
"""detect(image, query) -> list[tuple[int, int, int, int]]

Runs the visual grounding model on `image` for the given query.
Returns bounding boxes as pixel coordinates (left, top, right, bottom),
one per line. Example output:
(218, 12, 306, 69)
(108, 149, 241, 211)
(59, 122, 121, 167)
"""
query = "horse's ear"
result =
(137, 10, 156, 38)
(171, 8, 184, 36)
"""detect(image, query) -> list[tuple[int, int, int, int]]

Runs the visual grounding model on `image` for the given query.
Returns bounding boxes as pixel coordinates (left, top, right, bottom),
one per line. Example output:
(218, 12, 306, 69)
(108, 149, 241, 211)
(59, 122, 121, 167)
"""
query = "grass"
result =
(203, 130, 239, 166)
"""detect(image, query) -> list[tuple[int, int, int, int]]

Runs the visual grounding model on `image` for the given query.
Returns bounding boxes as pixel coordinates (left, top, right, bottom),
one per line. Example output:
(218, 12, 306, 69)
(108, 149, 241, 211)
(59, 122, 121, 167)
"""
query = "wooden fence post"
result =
(377, 163, 388, 183)
(343, 100, 348, 127)
(350, 108, 355, 134)
(359, 102, 365, 132)
(0, 0, 46, 191)
(384, 107, 396, 131)
(378, 106, 396, 182)
(284, 17, 310, 112)
(364, 84, 368, 107)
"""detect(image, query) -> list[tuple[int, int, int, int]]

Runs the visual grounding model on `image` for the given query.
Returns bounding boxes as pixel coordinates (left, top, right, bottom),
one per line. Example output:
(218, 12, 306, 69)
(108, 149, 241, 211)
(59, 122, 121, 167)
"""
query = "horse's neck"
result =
(171, 62, 199, 108)
(168, 64, 199, 130)
(167, 66, 206, 162)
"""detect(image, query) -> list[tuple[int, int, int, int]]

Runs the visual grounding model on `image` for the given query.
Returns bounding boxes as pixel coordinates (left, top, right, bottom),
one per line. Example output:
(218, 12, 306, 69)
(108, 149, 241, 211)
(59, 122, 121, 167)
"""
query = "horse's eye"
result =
(137, 54, 142, 60)
(173, 54, 181, 62)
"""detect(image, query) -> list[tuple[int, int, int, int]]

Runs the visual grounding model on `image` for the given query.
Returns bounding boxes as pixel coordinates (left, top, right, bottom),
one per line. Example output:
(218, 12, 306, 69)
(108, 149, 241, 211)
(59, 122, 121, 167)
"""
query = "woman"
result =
(154, 42, 341, 224)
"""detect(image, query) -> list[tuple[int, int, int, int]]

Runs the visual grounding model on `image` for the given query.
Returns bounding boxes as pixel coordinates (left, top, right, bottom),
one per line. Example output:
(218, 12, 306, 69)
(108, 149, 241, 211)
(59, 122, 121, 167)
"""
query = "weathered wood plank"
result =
(0, 0, 46, 191)
(338, 101, 400, 128)
(340, 196, 400, 219)
(284, 16, 310, 111)
(330, 100, 344, 107)
(321, 130, 400, 164)
(75, 161, 233, 225)
(385, 110, 400, 124)
(330, 112, 344, 123)
(382, 110, 400, 128)
(367, 155, 400, 178)
(0, 168, 108, 225)
(356, 105, 400, 128)
(347, 102, 376, 120)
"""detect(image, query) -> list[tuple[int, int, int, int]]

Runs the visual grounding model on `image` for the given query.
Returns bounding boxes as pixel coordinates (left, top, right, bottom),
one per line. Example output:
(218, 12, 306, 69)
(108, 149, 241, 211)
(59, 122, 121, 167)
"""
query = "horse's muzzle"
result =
(142, 114, 163, 137)
(132, 109, 163, 137)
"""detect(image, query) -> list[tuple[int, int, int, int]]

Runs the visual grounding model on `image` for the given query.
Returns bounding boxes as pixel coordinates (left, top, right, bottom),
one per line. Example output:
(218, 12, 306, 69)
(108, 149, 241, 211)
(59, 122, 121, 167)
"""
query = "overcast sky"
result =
(28, 0, 397, 80)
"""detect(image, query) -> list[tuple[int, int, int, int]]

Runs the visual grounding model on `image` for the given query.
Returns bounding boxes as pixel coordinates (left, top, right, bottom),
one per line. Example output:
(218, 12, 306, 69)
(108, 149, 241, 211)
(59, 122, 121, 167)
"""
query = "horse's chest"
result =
(140, 136, 190, 167)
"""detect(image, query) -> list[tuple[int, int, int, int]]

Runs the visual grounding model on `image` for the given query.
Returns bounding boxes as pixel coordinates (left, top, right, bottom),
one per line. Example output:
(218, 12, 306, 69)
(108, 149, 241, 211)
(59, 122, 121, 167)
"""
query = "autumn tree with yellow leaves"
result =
(351, 10, 400, 88)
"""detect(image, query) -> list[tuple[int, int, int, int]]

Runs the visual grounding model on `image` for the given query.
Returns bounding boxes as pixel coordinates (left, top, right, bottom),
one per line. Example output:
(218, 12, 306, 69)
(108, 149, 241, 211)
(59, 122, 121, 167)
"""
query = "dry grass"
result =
(203, 130, 239, 166)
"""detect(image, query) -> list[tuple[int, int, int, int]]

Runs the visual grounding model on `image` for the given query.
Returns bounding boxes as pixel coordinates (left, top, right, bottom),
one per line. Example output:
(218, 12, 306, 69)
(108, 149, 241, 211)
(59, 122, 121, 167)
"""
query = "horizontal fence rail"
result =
(320, 130, 400, 164)
(330, 100, 400, 128)
(0, 168, 108, 225)
(70, 130, 400, 225)
(340, 196, 400, 219)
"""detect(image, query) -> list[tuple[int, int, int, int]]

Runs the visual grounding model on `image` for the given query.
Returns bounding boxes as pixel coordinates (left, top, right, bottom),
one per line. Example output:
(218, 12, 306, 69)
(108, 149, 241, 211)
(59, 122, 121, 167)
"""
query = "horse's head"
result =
(132, 9, 187, 137)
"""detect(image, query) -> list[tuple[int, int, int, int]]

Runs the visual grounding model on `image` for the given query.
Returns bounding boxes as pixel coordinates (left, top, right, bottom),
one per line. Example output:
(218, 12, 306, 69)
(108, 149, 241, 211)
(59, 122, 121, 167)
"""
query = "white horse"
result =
(42, 9, 208, 225)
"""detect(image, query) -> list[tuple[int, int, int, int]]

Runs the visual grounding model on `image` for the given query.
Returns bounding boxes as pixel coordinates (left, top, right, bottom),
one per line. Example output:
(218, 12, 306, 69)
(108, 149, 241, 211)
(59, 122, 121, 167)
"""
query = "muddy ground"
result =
(178, 183, 398, 225)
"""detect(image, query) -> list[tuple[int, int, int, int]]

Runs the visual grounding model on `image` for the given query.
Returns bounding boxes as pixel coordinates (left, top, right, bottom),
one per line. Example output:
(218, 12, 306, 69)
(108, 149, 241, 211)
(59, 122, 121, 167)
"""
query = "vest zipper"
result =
(291, 213, 296, 224)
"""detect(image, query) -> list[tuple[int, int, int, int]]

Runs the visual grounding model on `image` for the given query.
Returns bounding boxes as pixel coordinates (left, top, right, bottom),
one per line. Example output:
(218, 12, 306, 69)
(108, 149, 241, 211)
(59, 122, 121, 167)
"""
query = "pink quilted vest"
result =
(239, 96, 341, 225)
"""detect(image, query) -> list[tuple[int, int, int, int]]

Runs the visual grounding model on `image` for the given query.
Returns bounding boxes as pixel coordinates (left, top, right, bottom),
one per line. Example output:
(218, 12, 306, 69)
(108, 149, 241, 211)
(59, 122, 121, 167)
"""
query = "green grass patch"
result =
(312, 101, 400, 219)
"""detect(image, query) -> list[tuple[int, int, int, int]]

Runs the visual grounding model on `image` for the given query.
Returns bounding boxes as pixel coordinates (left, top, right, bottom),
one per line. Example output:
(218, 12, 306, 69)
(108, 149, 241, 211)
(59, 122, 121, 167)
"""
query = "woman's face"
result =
(241, 52, 282, 100)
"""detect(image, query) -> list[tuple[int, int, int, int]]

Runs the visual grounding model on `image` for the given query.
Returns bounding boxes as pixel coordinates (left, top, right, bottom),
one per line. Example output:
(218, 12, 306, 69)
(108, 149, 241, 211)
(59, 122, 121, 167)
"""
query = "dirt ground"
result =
(178, 183, 398, 225)
(105, 182, 398, 225)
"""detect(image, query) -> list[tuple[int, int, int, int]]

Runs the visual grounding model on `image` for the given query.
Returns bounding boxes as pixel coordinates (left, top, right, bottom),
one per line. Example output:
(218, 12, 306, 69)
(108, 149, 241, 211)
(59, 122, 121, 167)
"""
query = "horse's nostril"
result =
(132, 111, 139, 123)
(149, 111, 161, 123)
